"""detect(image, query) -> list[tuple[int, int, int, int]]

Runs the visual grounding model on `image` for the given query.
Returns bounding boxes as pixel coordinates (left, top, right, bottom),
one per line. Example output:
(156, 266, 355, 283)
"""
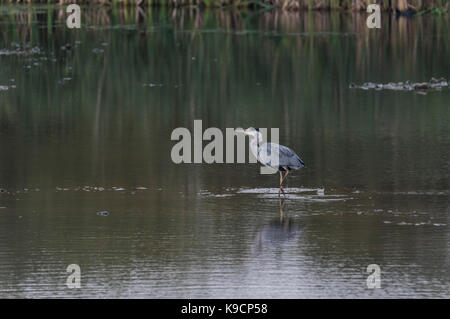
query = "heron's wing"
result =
(259, 143, 306, 169)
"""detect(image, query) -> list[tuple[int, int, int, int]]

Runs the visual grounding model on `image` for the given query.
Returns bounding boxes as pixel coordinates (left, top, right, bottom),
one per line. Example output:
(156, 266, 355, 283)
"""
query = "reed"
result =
(0, 0, 448, 12)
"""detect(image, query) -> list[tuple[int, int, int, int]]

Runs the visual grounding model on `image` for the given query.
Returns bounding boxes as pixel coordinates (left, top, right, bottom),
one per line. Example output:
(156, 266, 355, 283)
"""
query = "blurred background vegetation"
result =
(0, 0, 448, 13)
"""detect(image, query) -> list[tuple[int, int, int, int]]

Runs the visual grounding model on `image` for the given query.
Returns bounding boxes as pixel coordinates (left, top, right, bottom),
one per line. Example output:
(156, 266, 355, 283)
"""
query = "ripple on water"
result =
(198, 187, 351, 202)
(237, 187, 318, 194)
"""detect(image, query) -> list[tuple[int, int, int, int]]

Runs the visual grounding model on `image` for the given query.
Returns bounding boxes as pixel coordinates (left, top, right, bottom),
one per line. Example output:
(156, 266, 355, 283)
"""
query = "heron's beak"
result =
(235, 129, 247, 135)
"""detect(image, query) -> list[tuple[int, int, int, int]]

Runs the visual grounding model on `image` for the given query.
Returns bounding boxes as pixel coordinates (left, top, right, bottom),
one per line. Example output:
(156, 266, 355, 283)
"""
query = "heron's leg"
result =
(280, 169, 289, 185)
(278, 169, 289, 198)
(278, 171, 286, 197)
(279, 196, 284, 222)
(278, 172, 282, 197)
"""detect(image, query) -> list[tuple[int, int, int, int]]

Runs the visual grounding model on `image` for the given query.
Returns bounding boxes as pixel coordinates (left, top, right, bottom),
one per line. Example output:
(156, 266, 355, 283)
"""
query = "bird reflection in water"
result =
(252, 198, 302, 254)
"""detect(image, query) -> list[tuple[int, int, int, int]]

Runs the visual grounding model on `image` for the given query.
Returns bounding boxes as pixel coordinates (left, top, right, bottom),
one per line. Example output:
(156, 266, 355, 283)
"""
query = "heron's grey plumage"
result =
(257, 142, 306, 171)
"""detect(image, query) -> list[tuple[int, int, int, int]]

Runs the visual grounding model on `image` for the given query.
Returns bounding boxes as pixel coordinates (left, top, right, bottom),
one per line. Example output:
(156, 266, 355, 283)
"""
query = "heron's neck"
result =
(249, 134, 261, 159)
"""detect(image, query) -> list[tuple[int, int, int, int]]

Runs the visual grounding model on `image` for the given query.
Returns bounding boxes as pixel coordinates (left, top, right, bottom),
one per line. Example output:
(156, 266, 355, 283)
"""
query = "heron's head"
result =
(235, 127, 262, 143)
(235, 127, 260, 137)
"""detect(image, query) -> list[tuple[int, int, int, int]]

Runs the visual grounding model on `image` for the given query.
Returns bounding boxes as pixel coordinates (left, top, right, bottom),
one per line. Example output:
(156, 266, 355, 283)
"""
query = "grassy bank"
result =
(0, 0, 448, 12)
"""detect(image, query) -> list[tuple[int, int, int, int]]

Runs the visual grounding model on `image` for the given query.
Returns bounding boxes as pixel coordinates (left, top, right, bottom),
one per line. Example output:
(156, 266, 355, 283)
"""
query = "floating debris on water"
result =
(384, 220, 447, 227)
(96, 211, 109, 216)
(56, 187, 70, 191)
(0, 45, 41, 56)
(81, 186, 106, 192)
(92, 48, 104, 54)
(349, 77, 449, 93)
(0, 79, 16, 91)
(60, 43, 73, 51)
(143, 83, 163, 88)
(415, 222, 427, 226)
(58, 77, 72, 85)
(398, 221, 413, 226)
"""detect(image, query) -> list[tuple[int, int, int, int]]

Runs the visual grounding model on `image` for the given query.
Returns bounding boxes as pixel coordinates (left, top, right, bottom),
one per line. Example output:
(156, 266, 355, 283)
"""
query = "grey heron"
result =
(236, 127, 306, 195)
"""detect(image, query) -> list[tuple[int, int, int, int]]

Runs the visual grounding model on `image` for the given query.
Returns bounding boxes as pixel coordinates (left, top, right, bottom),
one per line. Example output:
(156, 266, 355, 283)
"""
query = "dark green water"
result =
(0, 6, 449, 298)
